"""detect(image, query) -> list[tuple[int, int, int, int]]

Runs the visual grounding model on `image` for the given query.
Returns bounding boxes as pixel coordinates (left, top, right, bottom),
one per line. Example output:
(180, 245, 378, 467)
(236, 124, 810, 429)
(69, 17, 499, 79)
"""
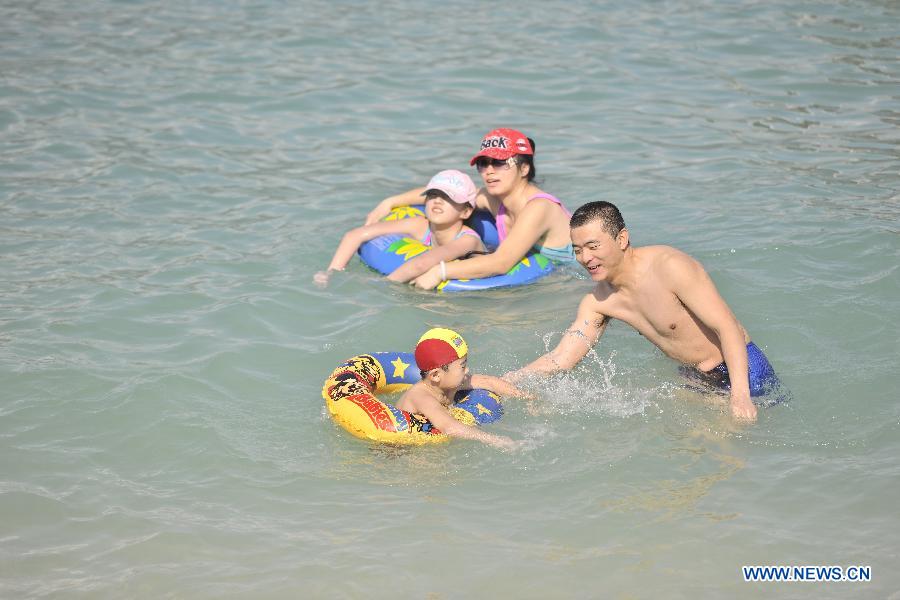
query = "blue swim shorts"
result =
(681, 342, 781, 398)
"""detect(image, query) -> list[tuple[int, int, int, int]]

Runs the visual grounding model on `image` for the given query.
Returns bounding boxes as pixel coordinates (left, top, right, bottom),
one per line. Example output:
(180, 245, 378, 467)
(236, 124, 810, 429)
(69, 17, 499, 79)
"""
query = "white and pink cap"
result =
(422, 170, 477, 206)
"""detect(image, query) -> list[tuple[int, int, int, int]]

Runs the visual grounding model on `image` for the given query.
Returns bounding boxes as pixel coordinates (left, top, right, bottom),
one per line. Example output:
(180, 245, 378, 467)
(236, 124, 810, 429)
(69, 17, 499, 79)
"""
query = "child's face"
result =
(424, 192, 472, 226)
(438, 355, 469, 391)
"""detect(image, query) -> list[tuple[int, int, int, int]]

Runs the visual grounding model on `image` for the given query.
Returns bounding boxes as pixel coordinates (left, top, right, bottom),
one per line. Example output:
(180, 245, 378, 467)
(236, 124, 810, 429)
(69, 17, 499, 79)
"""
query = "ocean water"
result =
(1, 0, 898, 597)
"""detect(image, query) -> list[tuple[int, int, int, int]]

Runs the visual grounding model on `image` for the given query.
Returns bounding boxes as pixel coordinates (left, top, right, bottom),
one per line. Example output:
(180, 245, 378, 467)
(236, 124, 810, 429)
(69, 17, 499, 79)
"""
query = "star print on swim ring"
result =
(322, 351, 503, 444)
(357, 205, 554, 291)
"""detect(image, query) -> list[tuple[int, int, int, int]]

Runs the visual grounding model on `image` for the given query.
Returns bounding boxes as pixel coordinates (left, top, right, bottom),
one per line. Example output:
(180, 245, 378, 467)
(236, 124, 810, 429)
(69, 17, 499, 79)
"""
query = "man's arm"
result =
(665, 252, 756, 421)
(506, 293, 609, 380)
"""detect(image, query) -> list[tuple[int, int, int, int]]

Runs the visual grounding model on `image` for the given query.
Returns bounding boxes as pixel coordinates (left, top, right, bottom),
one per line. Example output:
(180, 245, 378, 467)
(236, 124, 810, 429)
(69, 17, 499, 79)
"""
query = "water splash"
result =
(512, 331, 657, 419)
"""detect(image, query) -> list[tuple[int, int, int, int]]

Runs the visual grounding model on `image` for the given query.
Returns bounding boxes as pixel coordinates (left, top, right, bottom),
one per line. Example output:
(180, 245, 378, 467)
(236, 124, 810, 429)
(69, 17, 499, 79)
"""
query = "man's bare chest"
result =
(606, 287, 695, 340)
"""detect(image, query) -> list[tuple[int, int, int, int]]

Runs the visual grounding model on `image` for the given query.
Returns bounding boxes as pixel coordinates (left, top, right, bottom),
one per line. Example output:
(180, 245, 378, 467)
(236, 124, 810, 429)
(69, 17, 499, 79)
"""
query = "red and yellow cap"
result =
(469, 127, 534, 165)
(414, 327, 468, 372)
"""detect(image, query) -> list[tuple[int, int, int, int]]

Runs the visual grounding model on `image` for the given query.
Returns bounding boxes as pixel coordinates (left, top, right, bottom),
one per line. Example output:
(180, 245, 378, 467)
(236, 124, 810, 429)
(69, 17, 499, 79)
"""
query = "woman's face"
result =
(474, 157, 527, 196)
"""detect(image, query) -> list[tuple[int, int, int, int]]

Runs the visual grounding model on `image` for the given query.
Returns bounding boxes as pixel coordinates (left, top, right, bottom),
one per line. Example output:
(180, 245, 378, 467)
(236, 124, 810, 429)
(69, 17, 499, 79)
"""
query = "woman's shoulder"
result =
(520, 188, 562, 211)
(526, 187, 564, 204)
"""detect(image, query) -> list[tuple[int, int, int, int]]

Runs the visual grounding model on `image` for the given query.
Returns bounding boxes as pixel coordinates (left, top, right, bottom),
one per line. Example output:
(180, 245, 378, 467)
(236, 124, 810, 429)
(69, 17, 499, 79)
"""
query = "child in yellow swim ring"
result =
(395, 327, 525, 450)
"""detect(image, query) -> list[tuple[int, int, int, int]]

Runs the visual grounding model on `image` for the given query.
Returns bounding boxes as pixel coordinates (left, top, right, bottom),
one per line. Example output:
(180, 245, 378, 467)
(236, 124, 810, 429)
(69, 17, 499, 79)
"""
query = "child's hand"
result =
(469, 374, 534, 400)
(313, 270, 331, 287)
(496, 378, 534, 400)
(514, 388, 537, 401)
(500, 372, 537, 399)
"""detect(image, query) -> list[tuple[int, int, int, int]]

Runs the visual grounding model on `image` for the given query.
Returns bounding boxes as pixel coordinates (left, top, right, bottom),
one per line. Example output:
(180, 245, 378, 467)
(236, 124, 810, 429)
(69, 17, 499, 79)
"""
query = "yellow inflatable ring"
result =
(322, 351, 504, 445)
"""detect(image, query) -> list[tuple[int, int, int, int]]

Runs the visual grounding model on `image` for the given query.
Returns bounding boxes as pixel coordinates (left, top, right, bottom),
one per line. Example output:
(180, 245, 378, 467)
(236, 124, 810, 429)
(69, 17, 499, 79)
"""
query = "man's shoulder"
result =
(635, 243, 688, 259)
(635, 245, 706, 289)
(636, 245, 698, 271)
(581, 283, 614, 310)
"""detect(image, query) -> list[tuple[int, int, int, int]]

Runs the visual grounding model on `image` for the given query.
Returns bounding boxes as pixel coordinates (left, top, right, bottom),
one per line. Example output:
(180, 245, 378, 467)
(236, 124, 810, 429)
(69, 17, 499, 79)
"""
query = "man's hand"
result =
(313, 270, 331, 287)
(730, 393, 758, 422)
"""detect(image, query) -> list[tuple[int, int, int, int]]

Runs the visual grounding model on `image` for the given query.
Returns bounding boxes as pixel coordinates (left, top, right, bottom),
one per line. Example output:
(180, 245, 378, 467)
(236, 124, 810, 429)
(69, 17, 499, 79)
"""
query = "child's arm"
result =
(313, 218, 426, 286)
(468, 374, 533, 399)
(386, 234, 483, 283)
(364, 187, 427, 225)
(412, 392, 519, 451)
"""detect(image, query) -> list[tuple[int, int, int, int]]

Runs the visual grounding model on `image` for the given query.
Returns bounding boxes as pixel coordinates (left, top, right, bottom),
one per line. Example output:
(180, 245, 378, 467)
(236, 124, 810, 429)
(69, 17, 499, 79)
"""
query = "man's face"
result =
(571, 222, 625, 281)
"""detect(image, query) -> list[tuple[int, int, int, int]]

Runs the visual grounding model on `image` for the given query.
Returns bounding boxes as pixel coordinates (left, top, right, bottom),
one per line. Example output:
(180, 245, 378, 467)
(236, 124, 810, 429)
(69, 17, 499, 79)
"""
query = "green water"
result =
(1, 0, 898, 597)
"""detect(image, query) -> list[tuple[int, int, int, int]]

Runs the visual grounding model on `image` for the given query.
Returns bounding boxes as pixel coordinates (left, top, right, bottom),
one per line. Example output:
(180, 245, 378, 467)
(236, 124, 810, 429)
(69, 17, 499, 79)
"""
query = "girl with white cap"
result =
(314, 170, 486, 287)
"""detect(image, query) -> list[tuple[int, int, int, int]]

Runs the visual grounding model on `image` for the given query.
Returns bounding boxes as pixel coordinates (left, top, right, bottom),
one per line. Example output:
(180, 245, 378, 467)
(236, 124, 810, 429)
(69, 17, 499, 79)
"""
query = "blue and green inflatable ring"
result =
(358, 205, 554, 291)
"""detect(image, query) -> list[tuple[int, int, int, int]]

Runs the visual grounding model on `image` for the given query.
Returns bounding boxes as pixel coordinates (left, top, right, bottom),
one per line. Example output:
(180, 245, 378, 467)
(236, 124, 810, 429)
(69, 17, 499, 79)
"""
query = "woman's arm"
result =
(473, 187, 494, 212)
(412, 201, 553, 289)
(364, 187, 427, 225)
(386, 235, 482, 283)
(314, 218, 426, 286)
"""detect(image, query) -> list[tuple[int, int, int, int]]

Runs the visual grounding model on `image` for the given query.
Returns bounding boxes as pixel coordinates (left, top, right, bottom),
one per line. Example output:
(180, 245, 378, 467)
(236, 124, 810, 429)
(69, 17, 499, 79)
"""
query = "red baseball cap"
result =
(469, 128, 534, 165)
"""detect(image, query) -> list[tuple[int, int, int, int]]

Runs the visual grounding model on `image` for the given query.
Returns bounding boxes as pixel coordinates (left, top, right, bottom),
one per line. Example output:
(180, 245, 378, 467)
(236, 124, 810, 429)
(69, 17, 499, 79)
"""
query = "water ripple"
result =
(2, 0, 899, 596)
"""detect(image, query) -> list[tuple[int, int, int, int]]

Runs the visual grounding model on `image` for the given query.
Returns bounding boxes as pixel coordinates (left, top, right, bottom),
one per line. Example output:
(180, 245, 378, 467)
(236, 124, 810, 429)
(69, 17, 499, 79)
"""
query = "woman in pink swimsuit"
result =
(366, 128, 574, 290)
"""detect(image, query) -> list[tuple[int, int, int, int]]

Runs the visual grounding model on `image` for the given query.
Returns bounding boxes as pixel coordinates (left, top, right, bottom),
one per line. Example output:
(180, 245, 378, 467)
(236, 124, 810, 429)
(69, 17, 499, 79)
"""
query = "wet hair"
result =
(569, 201, 626, 238)
(515, 137, 537, 182)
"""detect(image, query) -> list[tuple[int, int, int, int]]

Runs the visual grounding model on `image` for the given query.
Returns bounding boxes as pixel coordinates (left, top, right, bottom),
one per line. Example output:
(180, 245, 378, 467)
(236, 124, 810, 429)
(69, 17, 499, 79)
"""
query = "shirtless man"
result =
(507, 201, 779, 421)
